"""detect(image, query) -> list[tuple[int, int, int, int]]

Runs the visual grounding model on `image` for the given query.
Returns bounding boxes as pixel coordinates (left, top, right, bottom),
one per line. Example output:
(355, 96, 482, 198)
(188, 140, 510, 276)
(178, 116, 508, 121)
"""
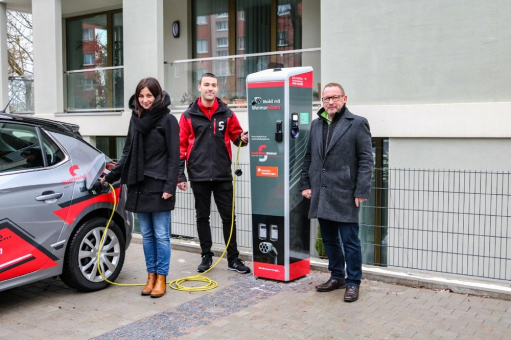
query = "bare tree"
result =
(6, 11, 33, 112)
(7, 10, 33, 76)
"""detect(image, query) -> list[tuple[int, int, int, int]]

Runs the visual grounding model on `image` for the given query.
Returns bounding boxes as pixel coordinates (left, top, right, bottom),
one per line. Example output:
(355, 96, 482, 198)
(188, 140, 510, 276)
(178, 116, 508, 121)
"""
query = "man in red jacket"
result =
(177, 73, 250, 274)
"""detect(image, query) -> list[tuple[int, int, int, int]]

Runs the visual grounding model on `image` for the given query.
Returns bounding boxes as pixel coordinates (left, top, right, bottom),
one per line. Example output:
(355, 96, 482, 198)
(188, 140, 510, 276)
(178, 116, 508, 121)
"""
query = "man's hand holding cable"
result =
(177, 182, 188, 191)
(241, 131, 249, 144)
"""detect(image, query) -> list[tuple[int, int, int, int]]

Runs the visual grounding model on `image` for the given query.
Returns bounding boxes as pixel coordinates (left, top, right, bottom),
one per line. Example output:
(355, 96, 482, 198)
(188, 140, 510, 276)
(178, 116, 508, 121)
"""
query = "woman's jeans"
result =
(137, 211, 171, 276)
(318, 218, 362, 287)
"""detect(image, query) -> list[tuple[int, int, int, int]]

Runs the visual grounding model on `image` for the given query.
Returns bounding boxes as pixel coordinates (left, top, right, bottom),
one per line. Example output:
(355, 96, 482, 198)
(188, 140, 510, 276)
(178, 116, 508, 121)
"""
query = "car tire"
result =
(60, 217, 126, 292)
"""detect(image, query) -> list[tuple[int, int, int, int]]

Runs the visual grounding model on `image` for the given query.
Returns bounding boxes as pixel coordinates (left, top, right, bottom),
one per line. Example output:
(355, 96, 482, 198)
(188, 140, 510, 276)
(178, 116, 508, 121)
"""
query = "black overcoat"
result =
(299, 107, 373, 223)
(106, 94, 180, 213)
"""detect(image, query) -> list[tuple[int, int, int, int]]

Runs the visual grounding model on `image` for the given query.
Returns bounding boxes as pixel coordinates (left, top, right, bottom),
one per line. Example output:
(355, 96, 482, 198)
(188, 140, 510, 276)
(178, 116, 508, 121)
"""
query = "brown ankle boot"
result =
(141, 273, 157, 296)
(150, 275, 167, 298)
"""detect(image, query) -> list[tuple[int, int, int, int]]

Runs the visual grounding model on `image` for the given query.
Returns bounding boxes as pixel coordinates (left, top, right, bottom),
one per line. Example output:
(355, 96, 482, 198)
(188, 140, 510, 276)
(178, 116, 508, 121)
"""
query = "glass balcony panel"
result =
(66, 67, 124, 111)
(165, 48, 320, 109)
(8, 76, 34, 113)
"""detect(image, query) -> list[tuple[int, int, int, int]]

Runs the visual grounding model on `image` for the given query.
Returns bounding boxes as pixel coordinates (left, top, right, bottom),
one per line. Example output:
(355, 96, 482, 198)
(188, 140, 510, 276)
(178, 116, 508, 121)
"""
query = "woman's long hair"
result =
(134, 77, 165, 117)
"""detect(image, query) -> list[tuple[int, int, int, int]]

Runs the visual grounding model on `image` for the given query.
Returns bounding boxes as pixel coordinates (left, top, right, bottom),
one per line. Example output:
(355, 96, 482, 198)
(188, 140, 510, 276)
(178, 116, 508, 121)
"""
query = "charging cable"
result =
(96, 140, 244, 292)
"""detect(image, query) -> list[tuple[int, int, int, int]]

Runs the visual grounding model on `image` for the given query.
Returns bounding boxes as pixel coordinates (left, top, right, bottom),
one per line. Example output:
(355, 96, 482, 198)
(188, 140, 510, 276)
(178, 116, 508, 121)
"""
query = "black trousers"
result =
(190, 181, 239, 261)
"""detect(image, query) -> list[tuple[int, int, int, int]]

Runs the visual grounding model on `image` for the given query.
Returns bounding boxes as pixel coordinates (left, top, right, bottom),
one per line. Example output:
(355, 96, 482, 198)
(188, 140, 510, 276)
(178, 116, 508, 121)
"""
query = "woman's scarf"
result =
(126, 92, 171, 185)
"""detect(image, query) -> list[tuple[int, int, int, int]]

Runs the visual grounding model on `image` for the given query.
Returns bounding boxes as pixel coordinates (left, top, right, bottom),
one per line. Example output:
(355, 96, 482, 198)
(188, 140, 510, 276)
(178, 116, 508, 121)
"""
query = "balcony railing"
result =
(8, 76, 34, 114)
(65, 66, 124, 112)
(165, 48, 321, 111)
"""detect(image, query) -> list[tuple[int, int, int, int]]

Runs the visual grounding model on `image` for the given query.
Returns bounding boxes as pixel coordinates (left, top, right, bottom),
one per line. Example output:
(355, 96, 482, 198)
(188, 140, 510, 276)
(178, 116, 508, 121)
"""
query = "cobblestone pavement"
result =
(1, 243, 510, 339)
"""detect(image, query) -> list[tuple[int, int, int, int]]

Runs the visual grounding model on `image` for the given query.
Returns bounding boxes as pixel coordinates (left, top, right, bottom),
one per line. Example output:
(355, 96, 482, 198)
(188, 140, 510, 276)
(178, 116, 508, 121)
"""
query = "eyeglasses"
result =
(321, 95, 345, 103)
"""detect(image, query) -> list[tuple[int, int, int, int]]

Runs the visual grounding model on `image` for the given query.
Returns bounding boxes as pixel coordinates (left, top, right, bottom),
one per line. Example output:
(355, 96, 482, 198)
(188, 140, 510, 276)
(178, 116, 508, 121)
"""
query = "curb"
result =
(132, 234, 511, 300)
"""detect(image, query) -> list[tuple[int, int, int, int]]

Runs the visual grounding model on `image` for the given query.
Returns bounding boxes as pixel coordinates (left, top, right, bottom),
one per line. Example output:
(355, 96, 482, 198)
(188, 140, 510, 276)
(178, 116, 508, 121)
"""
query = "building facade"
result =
(2, 0, 511, 280)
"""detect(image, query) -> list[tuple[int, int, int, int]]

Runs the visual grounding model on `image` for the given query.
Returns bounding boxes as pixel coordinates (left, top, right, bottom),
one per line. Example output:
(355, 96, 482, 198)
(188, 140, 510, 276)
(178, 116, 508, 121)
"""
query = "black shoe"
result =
(315, 278, 347, 292)
(344, 285, 360, 302)
(228, 258, 251, 274)
(198, 255, 213, 273)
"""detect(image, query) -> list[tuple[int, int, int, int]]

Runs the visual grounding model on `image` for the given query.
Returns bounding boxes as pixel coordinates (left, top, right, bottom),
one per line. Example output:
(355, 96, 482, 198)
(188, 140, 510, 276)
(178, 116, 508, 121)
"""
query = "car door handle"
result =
(35, 192, 63, 201)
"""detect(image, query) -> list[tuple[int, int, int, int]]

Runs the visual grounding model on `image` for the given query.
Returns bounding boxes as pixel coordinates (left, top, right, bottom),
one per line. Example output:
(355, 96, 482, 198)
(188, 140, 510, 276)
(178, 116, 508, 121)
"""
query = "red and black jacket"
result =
(178, 97, 246, 182)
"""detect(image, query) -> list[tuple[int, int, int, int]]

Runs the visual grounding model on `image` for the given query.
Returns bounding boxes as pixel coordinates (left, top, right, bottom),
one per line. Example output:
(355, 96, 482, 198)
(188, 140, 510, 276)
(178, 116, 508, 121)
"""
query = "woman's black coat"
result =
(105, 93, 180, 213)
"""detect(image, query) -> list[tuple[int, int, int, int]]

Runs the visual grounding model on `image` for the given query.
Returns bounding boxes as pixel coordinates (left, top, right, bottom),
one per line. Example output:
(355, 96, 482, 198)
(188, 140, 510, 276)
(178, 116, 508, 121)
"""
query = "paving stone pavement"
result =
(1, 243, 510, 340)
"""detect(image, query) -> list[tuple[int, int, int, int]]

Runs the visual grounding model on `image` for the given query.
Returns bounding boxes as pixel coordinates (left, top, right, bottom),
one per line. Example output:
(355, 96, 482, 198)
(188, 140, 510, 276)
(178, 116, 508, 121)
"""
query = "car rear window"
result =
(41, 131, 66, 166)
(0, 123, 45, 173)
(0, 122, 66, 174)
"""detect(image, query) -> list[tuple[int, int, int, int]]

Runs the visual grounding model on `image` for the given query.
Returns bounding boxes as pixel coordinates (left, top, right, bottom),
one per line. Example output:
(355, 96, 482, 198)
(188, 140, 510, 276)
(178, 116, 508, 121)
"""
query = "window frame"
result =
(216, 21, 228, 31)
(238, 36, 245, 50)
(66, 9, 123, 71)
(82, 28, 94, 41)
(196, 39, 209, 54)
(192, 0, 300, 57)
(196, 15, 208, 25)
(277, 31, 288, 47)
(217, 37, 229, 48)
(83, 53, 95, 66)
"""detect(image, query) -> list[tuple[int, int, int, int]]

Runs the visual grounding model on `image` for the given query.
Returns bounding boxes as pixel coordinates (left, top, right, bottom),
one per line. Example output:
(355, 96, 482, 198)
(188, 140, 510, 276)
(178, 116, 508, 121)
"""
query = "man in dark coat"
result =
(300, 83, 373, 302)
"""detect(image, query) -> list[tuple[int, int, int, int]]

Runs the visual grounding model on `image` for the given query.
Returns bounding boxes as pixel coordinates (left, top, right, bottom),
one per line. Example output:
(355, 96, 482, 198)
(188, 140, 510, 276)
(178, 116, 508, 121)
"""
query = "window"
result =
(216, 21, 228, 31)
(197, 40, 208, 54)
(277, 31, 288, 47)
(197, 16, 208, 24)
(41, 131, 65, 167)
(0, 123, 43, 173)
(217, 38, 228, 47)
(277, 4, 291, 16)
(83, 28, 94, 41)
(83, 53, 95, 66)
(217, 50, 229, 57)
(82, 78, 95, 91)
(238, 37, 245, 50)
(192, 0, 304, 99)
(66, 11, 124, 111)
(215, 60, 230, 76)
(96, 136, 126, 162)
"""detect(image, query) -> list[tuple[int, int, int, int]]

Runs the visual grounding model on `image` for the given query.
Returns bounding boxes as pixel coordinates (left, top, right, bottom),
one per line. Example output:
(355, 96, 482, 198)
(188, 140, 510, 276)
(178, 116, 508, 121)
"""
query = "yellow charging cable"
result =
(96, 183, 143, 287)
(96, 140, 243, 291)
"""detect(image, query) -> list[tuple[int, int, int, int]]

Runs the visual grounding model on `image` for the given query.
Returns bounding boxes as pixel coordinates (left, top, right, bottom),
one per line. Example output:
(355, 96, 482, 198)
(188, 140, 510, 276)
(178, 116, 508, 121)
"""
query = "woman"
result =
(102, 77, 180, 298)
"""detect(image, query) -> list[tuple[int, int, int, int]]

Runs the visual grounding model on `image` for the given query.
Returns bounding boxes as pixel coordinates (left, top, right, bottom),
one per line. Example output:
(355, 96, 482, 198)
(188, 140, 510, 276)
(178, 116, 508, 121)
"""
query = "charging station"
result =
(247, 66, 313, 281)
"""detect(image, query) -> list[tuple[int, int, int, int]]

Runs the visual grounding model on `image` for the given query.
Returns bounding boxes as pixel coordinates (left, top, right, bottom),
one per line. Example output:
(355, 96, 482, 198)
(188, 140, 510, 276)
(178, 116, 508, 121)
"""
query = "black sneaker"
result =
(228, 258, 251, 274)
(198, 255, 213, 273)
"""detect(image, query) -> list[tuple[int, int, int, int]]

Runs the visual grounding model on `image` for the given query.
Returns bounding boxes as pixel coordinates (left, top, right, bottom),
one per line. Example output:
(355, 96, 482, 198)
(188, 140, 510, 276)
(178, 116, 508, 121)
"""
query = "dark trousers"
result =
(318, 218, 362, 286)
(190, 181, 239, 261)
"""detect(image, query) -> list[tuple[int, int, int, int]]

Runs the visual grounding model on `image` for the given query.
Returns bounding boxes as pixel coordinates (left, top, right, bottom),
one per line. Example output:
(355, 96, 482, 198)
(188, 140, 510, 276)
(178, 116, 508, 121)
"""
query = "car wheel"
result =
(60, 217, 125, 292)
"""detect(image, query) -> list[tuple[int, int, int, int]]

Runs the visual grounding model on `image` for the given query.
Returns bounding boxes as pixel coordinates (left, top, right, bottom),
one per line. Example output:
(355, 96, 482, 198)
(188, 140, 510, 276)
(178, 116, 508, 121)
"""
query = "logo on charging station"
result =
(256, 166, 279, 177)
(251, 144, 279, 162)
(251, 98, 282, 111)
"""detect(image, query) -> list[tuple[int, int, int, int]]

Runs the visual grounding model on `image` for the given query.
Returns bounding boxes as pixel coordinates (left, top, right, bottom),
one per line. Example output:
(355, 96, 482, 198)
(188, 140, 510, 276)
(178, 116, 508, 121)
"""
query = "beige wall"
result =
(321, 0, 511, 105)
(61, 0, 121, 17)
(390, 138, 511, 172)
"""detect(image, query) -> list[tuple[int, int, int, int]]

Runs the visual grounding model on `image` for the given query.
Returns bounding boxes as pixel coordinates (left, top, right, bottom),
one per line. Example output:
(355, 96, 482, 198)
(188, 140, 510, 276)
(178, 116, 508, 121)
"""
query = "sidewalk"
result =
(1, 243, 510, 339)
